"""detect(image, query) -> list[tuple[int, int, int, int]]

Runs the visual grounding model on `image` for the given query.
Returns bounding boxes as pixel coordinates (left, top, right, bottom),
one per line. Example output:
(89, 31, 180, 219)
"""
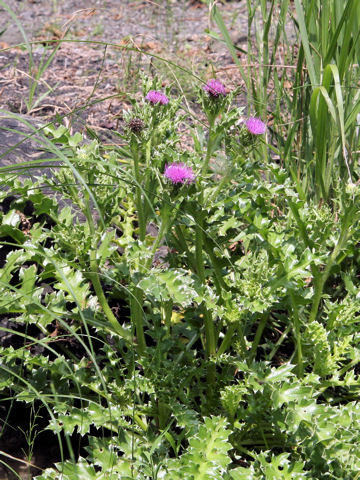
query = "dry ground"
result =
(0, 0, 249, 138)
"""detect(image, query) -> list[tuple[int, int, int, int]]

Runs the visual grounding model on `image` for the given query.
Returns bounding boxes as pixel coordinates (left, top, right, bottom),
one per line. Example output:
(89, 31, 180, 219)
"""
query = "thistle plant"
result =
(2, 65, 360, 480)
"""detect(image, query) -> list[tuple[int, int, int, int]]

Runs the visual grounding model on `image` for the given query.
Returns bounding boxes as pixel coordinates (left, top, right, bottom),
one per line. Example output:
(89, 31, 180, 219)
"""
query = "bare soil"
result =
(0, 0, 248, 139)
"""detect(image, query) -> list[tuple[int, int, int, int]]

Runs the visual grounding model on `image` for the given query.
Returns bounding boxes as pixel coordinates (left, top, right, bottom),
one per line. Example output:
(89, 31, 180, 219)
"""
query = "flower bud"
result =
(127, 117, 145, 133)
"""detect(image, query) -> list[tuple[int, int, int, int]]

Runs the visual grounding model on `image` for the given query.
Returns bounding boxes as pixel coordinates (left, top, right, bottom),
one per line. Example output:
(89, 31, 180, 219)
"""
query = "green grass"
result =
(213, 0, 360, 201)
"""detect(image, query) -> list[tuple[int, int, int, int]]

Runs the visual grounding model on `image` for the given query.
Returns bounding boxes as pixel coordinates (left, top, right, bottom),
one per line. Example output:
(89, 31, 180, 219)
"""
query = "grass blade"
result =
(294, 0, 318, 87)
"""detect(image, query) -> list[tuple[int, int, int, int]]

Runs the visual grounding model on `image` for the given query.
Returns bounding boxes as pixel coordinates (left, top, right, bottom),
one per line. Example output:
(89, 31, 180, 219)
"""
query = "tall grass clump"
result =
(212, 0, 360, 201)
(1, 2, 360, 479)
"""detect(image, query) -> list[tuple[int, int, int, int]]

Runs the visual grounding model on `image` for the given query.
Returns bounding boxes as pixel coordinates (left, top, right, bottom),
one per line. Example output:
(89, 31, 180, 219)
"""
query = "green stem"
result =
(203, 305, 216, 357)
(145, 215, 169, 272)
(205, 169, 230, 206)
(84, 191, 132, 341)
(202, 122, 214, 176)
(157, 401, 171, 430)
(309, 207, 352, 323)
(130, 286, 146, 354)
(195, 209, 206, 283)
(205, 361, 216, 414)
(143, 136, 152, 220)
(134, 414, 148, 432)
(161, 299, 173, 336)
(129, 138, 153, 353)
(132, 142, 146, 241)
(338, 357, 360, 377)
(89, 254, 131, 341)
(174, 224, 197, 271)
(249, 314, 268, 364)
(267, 323, 291, 361)
(195, 211, 216, 355)
(288, 200, 314, 250)
(174, 332, 199, 366)
(203, 237, 229, 293)
(217, 323, 237, 357)
(194, 190, 216, 357)
(132, 211, 172, 354)
(290, 291, 303, 377)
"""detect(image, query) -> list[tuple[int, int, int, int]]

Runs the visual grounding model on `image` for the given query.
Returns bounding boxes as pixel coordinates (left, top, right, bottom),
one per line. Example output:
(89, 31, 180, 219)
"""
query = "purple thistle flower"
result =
(203, 79, 227, 97)
(145, 90, 169, 105)
(164, 163, 196, 184)
(245, 117, 266, 135)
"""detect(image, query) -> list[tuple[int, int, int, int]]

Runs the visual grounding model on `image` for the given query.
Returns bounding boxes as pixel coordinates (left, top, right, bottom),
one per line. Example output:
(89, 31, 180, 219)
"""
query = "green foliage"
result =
(1, 34, 360, 477)
(138, 268, 199, 308)
(166, 416, 232, 479)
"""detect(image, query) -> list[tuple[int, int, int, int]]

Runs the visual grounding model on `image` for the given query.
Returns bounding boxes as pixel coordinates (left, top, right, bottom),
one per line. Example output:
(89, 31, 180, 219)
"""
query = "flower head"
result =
(127, 117, 144, 133)
(245, 117, 266, 135)
(164, 163, 196, 184)
(145, 90, 169, 105)
(203, 79, 227, 97)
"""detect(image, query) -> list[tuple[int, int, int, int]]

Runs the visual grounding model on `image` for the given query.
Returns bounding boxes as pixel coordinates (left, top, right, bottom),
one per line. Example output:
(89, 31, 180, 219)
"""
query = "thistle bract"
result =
(164, 163, 196, 184)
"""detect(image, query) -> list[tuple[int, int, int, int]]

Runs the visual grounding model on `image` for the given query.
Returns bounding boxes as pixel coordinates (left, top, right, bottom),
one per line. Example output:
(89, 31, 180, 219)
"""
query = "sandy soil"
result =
(0, 0, 248, 136)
